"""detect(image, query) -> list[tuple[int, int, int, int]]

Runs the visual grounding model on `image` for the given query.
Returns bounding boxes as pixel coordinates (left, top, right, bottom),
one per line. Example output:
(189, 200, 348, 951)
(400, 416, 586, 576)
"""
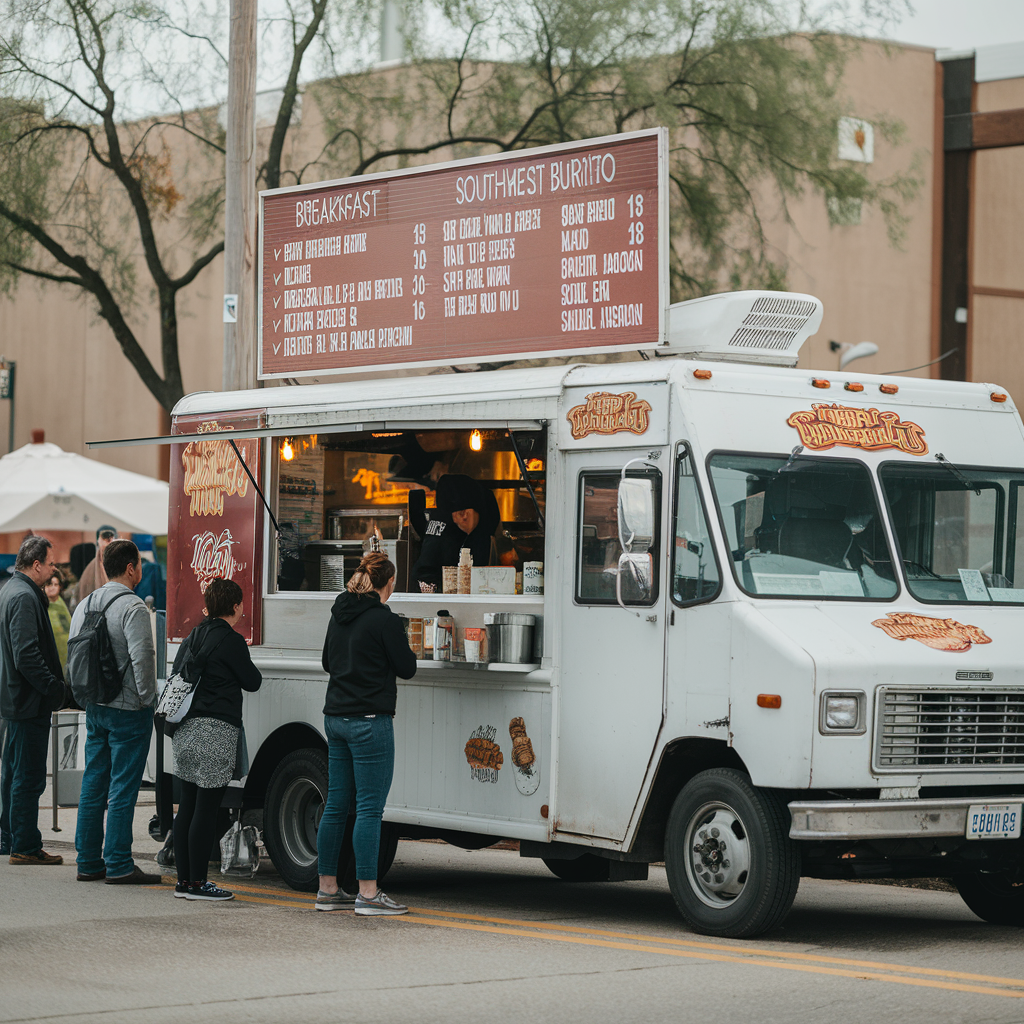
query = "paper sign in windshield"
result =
(787, 404, 928, 455)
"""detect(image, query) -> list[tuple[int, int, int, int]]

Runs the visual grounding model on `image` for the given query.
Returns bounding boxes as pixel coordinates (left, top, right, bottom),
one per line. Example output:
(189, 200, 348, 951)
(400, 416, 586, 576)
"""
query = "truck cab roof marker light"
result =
(692, 369, 712, 380)
(991, 392, 1008, 403)
(757, 694, 782, 709)
(811, 378, 830, 389)
(879, 383, 899, 395)
(844, 382, 864, 392)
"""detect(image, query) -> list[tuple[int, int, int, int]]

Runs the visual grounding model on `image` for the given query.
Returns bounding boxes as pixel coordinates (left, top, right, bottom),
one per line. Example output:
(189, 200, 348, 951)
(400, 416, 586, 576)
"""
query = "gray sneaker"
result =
(315, 889, 357, 911)
(354, 890, 408, 916)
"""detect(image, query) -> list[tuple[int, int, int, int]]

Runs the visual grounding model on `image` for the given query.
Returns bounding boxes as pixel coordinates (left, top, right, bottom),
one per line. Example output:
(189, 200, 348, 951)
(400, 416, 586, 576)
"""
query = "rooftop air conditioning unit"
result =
(665, 290, 824, 367)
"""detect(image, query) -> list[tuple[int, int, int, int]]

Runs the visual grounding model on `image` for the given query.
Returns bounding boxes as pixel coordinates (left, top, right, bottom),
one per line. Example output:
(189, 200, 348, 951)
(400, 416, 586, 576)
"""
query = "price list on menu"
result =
(259, 130, 664, 378)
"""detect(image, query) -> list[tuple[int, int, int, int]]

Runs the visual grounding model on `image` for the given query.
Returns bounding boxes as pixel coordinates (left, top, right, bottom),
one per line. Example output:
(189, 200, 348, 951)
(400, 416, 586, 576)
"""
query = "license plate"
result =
(965, 803, 1022, 840)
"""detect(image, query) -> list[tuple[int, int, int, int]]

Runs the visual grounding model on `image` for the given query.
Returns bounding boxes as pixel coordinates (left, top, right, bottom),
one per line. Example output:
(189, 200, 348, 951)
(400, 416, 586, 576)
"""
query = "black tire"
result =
(263, 748, 401, 893)
(664, 768, 800, 938)
(263, 748, 329, 892)
(953, 869, 1024, 926)
(543, 854, 612, 882)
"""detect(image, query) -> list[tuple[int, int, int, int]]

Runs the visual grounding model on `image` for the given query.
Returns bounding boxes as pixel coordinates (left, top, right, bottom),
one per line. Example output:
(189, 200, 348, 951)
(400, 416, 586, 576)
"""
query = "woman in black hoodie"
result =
(315, 552, 416, 916)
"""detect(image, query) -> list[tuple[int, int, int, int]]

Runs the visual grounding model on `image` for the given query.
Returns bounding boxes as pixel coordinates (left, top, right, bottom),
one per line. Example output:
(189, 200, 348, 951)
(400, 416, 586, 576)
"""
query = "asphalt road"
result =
(2, 840, 1023, 1024)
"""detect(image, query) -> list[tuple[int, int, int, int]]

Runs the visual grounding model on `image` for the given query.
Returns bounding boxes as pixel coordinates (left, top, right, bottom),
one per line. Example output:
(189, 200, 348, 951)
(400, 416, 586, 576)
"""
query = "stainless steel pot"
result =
(485, 612, 536, 664)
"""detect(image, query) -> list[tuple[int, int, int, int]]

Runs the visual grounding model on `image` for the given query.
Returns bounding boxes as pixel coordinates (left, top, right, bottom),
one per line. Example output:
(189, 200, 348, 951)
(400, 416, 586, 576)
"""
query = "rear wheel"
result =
(543, 854, 612, 882)
(263, 749, 328, 892)
(665, 768, 799, 938)
(263, 748, 401, 893)
(953, 868, 1024, 925)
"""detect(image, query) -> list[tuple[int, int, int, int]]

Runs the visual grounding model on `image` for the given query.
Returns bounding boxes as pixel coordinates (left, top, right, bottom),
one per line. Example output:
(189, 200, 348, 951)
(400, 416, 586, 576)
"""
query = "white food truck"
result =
(144, 288, 1024, 938)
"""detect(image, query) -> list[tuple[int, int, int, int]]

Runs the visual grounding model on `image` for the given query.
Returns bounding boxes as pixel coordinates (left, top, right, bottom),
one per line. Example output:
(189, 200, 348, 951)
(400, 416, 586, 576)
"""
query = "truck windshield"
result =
(878, 462, 1024, 605)
(708, 453, 898, 600)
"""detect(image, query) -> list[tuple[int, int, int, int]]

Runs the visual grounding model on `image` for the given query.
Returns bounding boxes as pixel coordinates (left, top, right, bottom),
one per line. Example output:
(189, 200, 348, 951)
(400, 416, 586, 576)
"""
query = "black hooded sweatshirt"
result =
(322, 591, 417, 716)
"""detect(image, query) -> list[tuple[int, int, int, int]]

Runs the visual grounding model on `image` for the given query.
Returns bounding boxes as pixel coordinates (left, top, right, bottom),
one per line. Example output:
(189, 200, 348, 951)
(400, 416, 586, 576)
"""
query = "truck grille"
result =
(875, 688, 1024, 770)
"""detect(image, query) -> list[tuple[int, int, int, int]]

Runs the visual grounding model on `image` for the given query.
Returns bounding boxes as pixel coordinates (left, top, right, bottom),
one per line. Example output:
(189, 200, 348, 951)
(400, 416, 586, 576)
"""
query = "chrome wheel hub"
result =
(684, 801, 751, 908)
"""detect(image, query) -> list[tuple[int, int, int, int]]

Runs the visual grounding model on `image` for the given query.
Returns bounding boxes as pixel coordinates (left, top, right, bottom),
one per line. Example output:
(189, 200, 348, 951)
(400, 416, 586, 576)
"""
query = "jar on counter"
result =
(433, 610, 454, 661)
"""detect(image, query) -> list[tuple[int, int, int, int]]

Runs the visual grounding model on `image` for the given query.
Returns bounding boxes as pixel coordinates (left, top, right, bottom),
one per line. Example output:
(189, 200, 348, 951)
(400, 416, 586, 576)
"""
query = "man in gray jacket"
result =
(69, 539, 162, 884)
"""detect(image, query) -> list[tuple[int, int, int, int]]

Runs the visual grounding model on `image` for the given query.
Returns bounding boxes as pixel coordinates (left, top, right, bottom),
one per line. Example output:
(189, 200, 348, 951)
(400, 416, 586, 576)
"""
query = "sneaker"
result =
(105, 865, 162, 885)
(9, 849, 63, 866)
(354, 890, 408, 916)
(315, 888, 357, 911)
(184, 881, 234, 902)
(173, 881, 189, 898)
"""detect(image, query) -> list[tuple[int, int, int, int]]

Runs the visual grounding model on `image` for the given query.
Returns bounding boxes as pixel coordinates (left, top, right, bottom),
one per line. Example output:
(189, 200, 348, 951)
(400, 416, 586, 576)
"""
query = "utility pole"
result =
(223, 0, 258, 392)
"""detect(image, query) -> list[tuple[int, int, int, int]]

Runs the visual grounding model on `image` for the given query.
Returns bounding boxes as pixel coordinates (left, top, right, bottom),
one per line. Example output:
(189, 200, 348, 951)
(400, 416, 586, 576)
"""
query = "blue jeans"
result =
(3, 716, 51, 855)
(75, 704, 155, 878)
(317, 714, 394, 881)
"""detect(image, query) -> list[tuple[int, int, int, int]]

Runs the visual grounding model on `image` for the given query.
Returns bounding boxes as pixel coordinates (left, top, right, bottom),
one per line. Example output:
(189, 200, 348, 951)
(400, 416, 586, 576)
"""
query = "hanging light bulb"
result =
(281, 439, 295, 461)
(469, 429, 483, 452)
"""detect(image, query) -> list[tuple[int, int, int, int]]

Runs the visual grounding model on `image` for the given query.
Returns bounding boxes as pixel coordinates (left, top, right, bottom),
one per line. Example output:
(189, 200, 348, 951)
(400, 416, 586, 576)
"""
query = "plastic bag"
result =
(219, 820, 260, 878)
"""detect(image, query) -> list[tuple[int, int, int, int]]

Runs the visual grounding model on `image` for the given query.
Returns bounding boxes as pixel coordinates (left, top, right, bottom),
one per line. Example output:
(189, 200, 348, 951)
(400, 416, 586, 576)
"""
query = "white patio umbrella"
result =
(0, 439, 168, 535)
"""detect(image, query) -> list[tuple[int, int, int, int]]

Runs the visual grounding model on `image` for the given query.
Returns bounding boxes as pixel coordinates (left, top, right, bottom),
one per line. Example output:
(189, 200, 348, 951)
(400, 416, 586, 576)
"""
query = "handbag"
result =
(219, 817, 261, 878)
(155, 625, 231, 732)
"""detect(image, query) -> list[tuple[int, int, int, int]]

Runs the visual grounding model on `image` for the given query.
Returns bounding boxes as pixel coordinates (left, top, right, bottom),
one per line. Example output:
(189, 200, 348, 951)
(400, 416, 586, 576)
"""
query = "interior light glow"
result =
(470, 429, 483, 452)
(281, 439, 295, 461)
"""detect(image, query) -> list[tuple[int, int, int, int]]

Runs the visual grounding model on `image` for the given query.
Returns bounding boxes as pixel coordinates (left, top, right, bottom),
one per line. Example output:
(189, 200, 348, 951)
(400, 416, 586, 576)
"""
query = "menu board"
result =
(166, 411, 264, 644)
(259, 129, 666, 378)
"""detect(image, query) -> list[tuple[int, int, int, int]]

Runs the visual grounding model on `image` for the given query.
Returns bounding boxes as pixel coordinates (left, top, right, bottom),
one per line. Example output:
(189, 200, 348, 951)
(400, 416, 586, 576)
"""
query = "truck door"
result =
(556, 447, 668, 842)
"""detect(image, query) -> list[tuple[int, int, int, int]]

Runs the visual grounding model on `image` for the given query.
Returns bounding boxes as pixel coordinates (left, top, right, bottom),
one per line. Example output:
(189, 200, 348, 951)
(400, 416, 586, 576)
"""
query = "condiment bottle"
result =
(433, 610, 454, 661)
(458, 547, 472, 595)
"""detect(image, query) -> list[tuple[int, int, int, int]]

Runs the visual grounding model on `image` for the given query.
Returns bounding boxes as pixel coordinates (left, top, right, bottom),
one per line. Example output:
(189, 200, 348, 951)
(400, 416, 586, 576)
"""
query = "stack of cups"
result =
(458, 548, 473, 595)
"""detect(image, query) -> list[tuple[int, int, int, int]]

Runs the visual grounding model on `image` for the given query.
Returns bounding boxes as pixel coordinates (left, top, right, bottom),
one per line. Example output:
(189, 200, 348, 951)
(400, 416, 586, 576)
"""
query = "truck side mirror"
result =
(617, 476, 655, 554)
(616, 551, 653, 608)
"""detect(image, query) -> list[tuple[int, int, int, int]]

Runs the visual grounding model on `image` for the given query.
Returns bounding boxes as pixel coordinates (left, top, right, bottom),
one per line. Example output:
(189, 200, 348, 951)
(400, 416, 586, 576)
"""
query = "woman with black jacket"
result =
(315, 552, 416, 915)
(170, 578, 261, 902)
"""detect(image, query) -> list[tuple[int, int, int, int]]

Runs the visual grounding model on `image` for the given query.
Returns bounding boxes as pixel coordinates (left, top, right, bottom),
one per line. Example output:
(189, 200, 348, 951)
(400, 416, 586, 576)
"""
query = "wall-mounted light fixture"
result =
(469, 429, 483, 452)
(281, 439, 295, 461)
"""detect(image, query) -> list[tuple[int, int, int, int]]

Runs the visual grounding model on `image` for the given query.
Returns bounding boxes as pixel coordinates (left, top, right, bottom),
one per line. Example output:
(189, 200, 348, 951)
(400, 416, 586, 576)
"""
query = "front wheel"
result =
(953, 868, 1024, 925)
(665, 768, 799, 938)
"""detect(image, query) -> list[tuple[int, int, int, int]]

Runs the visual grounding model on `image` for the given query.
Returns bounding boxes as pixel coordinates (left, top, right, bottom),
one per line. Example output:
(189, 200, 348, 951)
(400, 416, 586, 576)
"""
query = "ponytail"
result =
(347, 551, 396, 594)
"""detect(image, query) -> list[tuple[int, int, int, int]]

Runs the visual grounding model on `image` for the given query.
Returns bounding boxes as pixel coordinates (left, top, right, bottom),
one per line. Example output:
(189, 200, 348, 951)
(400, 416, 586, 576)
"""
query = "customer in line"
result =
(171, 578, 261, 902)
(70, 540, 161, 885)
(45, 571, 72, 676)
(316, 551, 416, 915)
(0, 536, 68, 866)
(73, 525, 117, 608)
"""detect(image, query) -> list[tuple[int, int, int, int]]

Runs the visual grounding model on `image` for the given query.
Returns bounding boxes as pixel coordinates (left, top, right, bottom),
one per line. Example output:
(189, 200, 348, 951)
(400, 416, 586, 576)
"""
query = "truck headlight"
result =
(819, 691, 866, 734)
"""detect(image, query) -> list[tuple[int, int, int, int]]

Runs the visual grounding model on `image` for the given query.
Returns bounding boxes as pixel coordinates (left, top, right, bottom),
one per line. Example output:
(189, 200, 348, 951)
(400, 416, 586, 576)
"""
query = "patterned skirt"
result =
(172, 717, 240, 789)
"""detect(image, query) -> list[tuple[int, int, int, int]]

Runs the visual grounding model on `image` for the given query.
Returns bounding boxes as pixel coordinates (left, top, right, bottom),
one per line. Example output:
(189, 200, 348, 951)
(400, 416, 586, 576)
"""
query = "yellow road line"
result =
(398, 915, 1024, 999)
(401, 905, 1024, 987)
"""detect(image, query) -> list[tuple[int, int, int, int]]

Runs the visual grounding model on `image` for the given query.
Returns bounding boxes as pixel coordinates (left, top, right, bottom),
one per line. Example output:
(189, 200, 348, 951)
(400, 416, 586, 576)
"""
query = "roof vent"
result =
(665, 290, 823, 366)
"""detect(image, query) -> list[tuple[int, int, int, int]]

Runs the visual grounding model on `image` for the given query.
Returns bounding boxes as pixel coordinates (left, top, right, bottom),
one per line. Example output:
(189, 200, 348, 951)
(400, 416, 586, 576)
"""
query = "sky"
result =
(881, 0, 1024, 51)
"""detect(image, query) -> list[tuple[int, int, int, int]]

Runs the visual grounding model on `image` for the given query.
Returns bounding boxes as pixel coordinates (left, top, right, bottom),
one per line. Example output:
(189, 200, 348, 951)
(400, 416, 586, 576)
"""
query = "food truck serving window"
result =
(576, 470, 661, 605)
(708, 452, 898, 600)
(272, 427, 545, 594)
(879, 462, 1024, 605)
(672, 447, 720, 605)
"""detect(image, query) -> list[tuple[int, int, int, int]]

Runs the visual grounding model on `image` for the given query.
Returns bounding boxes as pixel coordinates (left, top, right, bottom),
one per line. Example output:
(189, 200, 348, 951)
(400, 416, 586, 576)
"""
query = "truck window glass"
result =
(708, 453, 897, 600)
(272, 428, 545, 594)
(576, 471, 661, 605)
(879, 462, 1024, 604)
(673, 448, 720, 605)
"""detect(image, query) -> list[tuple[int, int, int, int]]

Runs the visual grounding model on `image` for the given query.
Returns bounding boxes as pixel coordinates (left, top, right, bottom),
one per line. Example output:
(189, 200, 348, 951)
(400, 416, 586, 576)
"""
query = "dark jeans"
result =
(3, 715, 51, 855)
(317, 714, 394, 881)
(75, 704, 155, 878)
(173, 781, 227, 884)
(0, 715, 10, 849)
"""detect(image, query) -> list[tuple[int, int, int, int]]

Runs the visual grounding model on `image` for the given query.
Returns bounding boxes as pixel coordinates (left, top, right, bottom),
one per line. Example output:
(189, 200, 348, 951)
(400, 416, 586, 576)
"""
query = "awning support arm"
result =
(507, 427, 544, 530)
(228, 439, 281, 536)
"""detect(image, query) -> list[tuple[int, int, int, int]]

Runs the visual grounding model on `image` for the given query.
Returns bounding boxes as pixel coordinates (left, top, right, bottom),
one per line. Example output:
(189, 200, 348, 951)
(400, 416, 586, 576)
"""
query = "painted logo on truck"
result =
(872, 612, 991, 652)
(566, 390, 652, 440)
(181, 423, 251, 517)
(787, 404, 928, 455)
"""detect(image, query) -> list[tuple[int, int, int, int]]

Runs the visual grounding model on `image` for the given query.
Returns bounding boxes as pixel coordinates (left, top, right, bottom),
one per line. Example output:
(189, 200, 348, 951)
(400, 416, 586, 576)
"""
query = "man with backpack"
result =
(68, 539, 162, 885)
(0, 536, 68, 865)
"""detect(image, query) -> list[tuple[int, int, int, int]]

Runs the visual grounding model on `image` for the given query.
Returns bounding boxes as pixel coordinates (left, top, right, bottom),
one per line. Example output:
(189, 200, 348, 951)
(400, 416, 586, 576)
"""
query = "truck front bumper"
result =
(788, 795, 1024, 841)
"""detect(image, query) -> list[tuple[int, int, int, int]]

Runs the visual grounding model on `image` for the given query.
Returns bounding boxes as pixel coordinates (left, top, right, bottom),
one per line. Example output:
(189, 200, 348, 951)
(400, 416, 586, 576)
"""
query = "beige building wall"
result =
(0, 39, 944, 486)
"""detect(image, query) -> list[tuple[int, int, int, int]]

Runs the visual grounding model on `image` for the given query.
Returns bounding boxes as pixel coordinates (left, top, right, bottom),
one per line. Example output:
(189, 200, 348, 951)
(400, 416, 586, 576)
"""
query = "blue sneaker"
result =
(184, 881, 234, 902)
(174, 881, 189, 898)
